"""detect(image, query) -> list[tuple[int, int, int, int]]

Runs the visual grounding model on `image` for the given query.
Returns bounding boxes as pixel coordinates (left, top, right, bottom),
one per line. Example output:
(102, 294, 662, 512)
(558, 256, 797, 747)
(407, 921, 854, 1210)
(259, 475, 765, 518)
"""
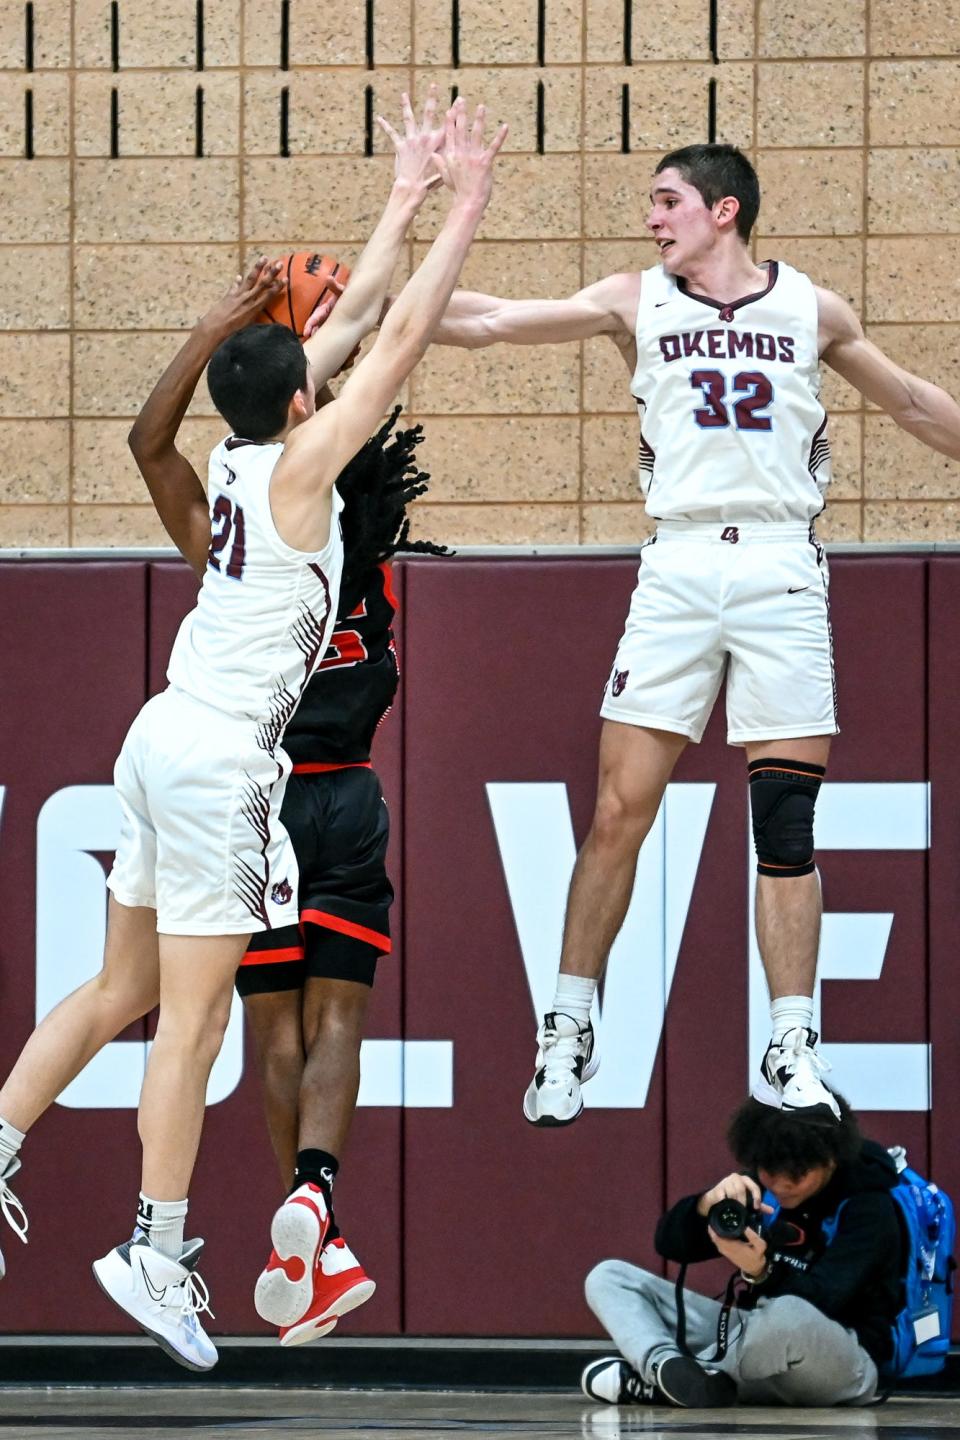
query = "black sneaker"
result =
(581, 1357, 664, 1405)
(654, 1355, 737, 1408)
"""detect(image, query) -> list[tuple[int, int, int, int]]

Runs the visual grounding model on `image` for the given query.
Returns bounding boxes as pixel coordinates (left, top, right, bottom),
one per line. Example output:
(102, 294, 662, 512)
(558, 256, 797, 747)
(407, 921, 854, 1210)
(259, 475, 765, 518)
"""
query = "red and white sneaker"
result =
(278, 1237, 376, 1348)
(254, 1183, 331, 1328)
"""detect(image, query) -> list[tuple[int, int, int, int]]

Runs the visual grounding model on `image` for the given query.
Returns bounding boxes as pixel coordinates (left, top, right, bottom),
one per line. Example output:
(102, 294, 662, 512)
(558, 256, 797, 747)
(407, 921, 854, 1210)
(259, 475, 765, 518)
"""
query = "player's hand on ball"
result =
(376, 84, 446, 199)
(303, 273, 346, 338)
(431, 96, 508, 212)
(200, 256, 285, 338)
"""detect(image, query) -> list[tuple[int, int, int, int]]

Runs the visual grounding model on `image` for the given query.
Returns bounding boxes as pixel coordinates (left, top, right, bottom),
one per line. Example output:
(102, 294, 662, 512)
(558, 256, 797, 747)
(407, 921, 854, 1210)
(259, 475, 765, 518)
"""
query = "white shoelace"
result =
(179, 1269, 214, 1321)
(541, 1024, 588, 1083)
(782, 1030, 832, 1082)
(0, 1177, 28, 1246)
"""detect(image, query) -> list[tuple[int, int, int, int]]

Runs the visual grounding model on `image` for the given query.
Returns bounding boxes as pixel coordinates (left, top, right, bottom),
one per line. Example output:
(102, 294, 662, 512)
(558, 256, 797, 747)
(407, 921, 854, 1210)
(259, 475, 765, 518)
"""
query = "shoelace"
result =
(541, 1024, 588, 1083)
(179, 1269, 214, 1322)
(0, 1177, 28, 1247)
(783, 1030, 832, 1082)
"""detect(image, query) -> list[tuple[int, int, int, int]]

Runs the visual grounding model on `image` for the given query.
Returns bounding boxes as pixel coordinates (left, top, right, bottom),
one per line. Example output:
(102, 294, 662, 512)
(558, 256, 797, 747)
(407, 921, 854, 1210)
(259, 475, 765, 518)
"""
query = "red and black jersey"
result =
(282, 561, 399, 767)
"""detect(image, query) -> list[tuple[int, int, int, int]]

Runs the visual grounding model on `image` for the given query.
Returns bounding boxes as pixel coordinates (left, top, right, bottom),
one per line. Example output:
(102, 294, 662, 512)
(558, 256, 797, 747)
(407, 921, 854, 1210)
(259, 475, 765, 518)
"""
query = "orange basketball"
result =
(258, 252, 350, 337)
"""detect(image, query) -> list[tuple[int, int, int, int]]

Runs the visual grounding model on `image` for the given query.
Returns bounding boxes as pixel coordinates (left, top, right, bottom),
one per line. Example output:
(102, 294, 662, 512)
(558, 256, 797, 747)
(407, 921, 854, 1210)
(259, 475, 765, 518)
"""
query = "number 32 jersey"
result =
(167, 436, 344, 747)
(629, 260, 831, 524)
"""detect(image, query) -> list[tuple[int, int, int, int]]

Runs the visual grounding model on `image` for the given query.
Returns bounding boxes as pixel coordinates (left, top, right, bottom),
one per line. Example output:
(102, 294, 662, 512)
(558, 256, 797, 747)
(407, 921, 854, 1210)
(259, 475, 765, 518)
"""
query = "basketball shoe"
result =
(254, 1182, 331, 1328)
(92, 1235, 217, 1371)
(581, 1357, 666, 1405)
(753, 1026, 841, 1123)
(523, 1011, 599, 1126)
(0, 1156, 28, 1280)
(279, 1236, 376, 1347)
(653, 1355, 737, 1408)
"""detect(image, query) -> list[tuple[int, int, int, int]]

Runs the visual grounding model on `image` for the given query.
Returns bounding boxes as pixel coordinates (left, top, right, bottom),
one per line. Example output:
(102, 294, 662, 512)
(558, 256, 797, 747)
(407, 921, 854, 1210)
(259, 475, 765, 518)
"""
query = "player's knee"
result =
(584, 1258, 630, 1307)
(749, 758, 825, 878)
(592, 786, 658, 851)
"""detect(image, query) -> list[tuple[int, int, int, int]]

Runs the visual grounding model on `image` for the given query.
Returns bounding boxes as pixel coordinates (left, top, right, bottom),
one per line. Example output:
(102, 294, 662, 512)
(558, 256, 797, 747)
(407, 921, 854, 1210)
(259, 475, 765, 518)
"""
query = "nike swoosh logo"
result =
(139, 1260, 168, 1304)
(787, 586, 809, 594)
(654, 301, 671, 308)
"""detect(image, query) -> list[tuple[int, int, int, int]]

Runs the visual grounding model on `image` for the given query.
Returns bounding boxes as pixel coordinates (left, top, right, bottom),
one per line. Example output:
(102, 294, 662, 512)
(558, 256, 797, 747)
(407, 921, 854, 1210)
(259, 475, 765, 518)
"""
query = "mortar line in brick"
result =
(859, 0, 870, 541)
(67, 0, 76, 544)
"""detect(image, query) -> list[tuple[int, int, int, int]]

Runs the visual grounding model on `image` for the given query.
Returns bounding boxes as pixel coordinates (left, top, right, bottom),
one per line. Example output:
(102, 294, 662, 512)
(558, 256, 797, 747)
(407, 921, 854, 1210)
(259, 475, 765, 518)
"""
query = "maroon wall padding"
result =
(400, 559, 666, 1335)
(0, 553, 955, 1338)
(928, 560, 960, 1254)
(0, 562, 148, 1331)
(144, 562, 405, 1334)
(813, 560, 928, 1170)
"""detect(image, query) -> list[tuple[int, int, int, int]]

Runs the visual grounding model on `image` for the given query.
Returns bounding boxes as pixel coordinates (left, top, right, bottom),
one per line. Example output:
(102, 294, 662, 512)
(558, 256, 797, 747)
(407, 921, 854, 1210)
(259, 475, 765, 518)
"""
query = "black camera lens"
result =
(707, 1198, 761, 1239)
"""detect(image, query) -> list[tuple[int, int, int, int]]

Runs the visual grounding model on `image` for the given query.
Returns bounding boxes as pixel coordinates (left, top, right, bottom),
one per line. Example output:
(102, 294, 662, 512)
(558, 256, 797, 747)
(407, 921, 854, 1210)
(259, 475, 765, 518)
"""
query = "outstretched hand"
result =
(376, 84, 446, 196)
(199, 256, 285, 338)
(431, 95, 508, 211)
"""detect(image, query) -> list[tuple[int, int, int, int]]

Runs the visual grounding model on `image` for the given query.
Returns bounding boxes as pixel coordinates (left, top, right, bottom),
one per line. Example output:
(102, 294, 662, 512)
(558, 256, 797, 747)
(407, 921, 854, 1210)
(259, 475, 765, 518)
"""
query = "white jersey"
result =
(167, 436, 344, 750)
(629, 260, 830, 523)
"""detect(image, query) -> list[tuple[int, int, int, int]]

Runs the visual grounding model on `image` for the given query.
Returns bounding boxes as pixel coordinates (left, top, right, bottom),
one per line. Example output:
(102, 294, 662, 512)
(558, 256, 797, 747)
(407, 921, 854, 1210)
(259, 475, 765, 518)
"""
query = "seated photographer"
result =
(583, 1093, 901, 1409)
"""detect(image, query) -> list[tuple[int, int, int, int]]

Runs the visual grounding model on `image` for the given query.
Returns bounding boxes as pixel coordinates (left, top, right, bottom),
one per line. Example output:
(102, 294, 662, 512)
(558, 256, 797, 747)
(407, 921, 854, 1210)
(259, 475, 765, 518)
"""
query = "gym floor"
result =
(0, 1389, 956, 1439)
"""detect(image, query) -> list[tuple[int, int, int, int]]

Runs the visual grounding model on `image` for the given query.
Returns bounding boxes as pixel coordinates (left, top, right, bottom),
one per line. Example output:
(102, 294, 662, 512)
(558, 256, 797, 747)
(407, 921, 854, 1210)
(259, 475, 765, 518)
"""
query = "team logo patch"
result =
(720, 526, 740, 544)
(271, 879, 293, 905)
(612, 668, 629, 697)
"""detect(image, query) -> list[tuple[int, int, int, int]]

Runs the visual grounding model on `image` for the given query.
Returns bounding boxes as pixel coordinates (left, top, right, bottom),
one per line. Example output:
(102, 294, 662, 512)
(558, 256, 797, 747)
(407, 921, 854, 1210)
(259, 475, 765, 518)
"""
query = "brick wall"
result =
(0, 1, 958, 547)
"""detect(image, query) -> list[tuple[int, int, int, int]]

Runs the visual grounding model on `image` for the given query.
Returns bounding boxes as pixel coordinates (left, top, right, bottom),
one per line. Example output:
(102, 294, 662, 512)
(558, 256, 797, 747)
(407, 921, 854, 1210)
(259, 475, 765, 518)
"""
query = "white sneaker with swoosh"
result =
(92, 1235, 217, 1371)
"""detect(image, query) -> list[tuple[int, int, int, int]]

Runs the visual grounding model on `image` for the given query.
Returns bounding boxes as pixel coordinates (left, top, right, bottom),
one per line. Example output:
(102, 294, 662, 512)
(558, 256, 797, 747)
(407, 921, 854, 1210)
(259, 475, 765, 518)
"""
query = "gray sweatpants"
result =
(585, 1260, 879, 1407)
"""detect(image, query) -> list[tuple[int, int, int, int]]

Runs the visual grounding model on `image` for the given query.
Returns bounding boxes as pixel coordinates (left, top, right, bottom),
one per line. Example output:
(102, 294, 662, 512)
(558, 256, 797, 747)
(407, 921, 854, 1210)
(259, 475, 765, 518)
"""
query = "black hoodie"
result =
(654, 1140, 902, 1367)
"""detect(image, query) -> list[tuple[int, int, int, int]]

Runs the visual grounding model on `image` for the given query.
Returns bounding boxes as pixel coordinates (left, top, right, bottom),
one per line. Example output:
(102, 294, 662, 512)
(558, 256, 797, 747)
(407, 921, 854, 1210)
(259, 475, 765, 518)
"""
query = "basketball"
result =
(258, 251, 350, 336)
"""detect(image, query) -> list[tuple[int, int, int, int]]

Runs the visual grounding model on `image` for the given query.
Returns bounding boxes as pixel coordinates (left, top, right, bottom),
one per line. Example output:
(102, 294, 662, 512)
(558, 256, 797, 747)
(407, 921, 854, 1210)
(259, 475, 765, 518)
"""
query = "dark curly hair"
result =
(727, 1093, 863, 1180)
(334, 405, 450, 616)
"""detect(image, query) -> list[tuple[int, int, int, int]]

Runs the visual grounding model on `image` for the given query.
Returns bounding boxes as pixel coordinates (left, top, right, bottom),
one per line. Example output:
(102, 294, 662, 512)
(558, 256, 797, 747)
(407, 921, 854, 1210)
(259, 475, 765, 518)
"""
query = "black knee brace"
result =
(748, 757, 825, 878)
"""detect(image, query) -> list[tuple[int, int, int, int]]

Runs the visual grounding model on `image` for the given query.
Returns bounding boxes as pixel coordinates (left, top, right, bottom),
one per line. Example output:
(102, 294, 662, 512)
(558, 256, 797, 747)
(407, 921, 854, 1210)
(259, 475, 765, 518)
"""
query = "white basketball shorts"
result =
(599, 521, 838, 745)
(107, 686, 300, 936)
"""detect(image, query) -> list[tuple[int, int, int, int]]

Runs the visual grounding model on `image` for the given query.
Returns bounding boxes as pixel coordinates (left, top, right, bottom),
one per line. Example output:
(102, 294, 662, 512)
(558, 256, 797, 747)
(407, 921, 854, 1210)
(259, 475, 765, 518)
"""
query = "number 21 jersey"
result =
(166, 436, 344, 745)
(630, 260, 831, 524)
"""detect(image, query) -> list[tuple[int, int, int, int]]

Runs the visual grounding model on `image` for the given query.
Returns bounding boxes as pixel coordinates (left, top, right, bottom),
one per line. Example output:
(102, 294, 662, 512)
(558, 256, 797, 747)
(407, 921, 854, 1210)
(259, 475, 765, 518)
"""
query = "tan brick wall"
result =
(0, 0, 958, 548)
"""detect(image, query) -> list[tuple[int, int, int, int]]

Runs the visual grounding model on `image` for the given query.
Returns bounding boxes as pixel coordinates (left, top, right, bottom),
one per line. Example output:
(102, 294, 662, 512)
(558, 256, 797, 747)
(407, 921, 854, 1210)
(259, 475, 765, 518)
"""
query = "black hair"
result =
(207, 324, 308, 442)
(655, 143, 760, 242)
(335, 406, 450, 616)
(727, 1093, 863, 1180)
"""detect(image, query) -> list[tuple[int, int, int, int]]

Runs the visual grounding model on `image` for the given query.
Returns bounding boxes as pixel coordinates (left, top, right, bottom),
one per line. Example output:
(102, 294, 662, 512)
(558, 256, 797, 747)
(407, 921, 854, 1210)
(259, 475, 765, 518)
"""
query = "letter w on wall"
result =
(487, 782, 715, 1107)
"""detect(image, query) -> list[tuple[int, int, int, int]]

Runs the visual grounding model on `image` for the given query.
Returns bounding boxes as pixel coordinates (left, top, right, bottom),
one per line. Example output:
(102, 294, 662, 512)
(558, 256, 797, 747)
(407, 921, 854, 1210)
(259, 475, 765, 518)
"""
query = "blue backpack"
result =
(819, 1147, 956, 1380)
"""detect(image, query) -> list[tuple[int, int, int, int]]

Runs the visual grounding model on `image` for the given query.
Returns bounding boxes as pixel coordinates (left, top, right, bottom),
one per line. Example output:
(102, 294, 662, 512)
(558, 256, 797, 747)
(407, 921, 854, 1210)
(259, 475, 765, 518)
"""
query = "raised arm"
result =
(301, 87, 444, 387)
(128, 257, 285, 577)
(270, 98, 507, 551)
(375, 271, 640, 350)
(818, 286, 960, 461)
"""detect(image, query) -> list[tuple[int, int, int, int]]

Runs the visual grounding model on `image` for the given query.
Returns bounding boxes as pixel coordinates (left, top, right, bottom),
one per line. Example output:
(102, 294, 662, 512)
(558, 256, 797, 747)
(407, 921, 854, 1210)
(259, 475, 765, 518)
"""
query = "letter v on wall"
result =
(487, 782, 716, 1108)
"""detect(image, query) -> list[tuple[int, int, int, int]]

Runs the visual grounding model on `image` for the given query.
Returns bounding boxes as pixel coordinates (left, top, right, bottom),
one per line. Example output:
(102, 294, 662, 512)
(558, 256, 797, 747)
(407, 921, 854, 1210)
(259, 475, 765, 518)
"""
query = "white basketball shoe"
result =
(254, 1181, 331, 1328)
(753, 1026, 841, 1123)
(92, 1235, 217, 1371)
(0, 1156, 28, 1280)
(523, 1011, 599, 1126)
(581, 1356, 662, 1405)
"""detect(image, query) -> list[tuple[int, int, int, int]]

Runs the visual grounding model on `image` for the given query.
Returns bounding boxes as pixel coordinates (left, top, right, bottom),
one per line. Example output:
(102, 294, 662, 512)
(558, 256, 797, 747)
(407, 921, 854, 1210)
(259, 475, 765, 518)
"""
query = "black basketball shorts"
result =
(236, 765, 393, 995)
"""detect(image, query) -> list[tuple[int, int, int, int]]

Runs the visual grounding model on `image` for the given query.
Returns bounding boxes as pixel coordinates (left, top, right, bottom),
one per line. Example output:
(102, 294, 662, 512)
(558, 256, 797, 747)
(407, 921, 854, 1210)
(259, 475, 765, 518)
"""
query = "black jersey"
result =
(282, 561, 399, 767)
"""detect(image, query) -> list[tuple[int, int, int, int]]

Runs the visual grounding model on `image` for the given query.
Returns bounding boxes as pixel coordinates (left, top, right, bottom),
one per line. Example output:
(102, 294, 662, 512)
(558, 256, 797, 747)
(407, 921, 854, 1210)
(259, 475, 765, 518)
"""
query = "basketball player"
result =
(0, 90, 505, 1368)
(423, 143, 960, 1129)
(129, 252, 444, 1346)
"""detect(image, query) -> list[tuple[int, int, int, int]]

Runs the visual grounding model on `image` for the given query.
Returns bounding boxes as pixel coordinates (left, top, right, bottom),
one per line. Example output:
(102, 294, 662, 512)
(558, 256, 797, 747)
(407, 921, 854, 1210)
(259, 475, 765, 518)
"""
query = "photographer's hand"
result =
(710, 1225, 770, 1280)
(696, 1172, 765, 1217)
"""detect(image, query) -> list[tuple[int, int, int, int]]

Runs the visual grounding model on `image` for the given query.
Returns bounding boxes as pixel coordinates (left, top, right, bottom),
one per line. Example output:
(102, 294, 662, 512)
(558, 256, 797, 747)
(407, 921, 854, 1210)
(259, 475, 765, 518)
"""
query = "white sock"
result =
(0, 1116, 25, 1170)
(136, 1193, 188, 1260)
(552, 974, 597, 1027)
(770, 995, 814, 1045)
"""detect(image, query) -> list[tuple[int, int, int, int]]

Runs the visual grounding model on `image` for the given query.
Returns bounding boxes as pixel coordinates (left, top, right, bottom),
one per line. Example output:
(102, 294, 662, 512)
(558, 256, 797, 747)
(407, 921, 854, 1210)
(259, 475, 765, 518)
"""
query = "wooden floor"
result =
(0, 1388, 956, 1439)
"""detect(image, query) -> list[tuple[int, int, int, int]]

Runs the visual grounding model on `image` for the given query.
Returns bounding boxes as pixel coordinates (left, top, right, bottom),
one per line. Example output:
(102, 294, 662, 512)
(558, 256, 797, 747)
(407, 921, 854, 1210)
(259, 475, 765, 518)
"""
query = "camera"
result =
(707, 1197, 763, 1239)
